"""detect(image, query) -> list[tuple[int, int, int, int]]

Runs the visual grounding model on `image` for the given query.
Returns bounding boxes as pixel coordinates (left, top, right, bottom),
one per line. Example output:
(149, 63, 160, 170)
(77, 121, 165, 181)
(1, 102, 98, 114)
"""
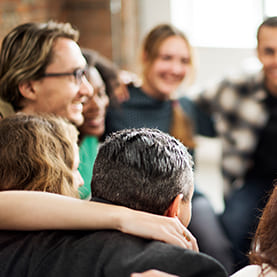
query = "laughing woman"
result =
(104, 23, 234, 273)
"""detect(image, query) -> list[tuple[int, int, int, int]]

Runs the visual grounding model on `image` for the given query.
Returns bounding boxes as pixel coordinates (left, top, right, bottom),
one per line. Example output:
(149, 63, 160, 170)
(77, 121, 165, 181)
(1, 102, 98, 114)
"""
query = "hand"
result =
(119, 70, 141, 87)
(131, 269, 179, 277)
(120, 209, 199, 251)
(114, 70, 142, 103)
(114, 82, 130, 103)
(182, 227, 199, 252)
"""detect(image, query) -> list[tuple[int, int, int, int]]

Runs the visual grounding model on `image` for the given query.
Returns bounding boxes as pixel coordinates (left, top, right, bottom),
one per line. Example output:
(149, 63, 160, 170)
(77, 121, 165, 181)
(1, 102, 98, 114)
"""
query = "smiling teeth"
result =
(72, 102, 83, 112)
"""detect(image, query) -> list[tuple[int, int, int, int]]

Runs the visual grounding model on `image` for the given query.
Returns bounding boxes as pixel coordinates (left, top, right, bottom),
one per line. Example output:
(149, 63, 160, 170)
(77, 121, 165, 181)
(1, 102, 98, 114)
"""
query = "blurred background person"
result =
(104, 23, 234, 273)
(192, 16, 277, 271)
(78, 49, 111, 199)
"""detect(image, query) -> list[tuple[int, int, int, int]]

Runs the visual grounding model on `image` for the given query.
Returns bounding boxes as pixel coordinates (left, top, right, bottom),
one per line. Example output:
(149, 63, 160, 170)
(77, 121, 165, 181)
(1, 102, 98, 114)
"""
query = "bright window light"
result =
(170, 0, 264, 48)
(264, 0, 277, 17)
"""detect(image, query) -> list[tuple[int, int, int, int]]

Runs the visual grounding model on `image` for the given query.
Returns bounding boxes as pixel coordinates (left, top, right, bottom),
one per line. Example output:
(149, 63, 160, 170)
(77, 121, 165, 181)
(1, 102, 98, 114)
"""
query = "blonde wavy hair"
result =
(0, 114, 79, 198)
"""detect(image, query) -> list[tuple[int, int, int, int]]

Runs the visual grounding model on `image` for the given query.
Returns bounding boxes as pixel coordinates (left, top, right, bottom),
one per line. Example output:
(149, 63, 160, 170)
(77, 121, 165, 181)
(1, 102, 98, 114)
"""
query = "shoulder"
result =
(216, 71, 264, 93)
(79, 136, 98, 158)
(0, 230, 227, 277)
(79, 136, 99, 149)
(231, 265, 262, 277)
(178, 95, 194, 106)
(177, 96, 195, 115)
(108, 238, 228, 277)
(127, 84, 143, 95)
(232, 264, 277, 277)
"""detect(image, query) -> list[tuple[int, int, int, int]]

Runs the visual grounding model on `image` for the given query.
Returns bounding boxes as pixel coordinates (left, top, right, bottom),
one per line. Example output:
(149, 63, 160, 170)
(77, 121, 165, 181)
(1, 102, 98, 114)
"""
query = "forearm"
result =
(0, 191, 122, 230)
(0, 190, 195, 249)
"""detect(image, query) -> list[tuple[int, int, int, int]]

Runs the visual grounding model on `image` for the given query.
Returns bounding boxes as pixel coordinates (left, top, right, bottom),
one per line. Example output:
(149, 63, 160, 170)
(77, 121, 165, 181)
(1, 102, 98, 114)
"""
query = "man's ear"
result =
(164, 194, 184, 217)
(18, 81, 38, 101)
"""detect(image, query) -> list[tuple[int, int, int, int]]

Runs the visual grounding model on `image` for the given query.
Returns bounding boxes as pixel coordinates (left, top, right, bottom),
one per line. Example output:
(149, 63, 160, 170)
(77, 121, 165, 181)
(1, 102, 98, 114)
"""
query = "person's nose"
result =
(171, 60, 186, 76)
(79, 76, 94, 98)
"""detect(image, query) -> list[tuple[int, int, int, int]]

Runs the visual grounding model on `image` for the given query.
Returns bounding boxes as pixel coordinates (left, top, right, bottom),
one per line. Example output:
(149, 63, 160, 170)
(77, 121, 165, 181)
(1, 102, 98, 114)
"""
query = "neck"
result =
(20, 105, 37, 115)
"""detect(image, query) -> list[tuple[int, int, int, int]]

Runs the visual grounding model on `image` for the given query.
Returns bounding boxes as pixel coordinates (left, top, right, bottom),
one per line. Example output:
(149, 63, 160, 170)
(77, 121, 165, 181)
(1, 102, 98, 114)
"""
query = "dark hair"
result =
(82, 48, 120, 99)
(249, 184, 277, 272)
(91, 128, 193, 215)
(0, 21, 79, 111)
(257, 16, 277, 41)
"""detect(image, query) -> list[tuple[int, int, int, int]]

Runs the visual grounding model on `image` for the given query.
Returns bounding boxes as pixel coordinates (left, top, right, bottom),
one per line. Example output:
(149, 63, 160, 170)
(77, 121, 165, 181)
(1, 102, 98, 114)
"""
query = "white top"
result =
(231, 264, 277, 277)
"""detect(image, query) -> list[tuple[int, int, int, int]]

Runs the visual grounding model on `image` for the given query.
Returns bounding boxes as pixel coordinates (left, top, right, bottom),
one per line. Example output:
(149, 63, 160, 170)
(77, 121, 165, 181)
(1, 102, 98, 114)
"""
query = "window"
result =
(170, 0, 276, 48)
(264, 0, 277, 17)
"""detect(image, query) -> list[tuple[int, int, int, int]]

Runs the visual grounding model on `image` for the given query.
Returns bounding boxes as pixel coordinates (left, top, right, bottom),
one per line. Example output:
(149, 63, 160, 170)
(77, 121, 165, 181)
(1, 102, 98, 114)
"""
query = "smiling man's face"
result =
(22, 37, 93, 126)
(257, 26, 277, 96)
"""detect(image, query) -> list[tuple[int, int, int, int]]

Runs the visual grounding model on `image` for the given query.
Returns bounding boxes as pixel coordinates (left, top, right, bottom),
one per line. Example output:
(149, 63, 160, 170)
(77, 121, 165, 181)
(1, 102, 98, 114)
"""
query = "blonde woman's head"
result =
(0, 113, 82, 198)
(140, 24, 195, 100)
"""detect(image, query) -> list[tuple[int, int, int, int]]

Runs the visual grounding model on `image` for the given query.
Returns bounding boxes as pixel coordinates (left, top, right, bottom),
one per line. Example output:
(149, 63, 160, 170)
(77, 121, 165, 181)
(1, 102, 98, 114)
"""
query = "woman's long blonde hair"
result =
(0, 114, 79, 198)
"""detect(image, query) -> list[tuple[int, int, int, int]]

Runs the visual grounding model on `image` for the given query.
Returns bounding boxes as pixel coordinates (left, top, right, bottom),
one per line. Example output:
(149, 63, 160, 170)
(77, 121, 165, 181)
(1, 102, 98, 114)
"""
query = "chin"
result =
(84, 127, 105, 137)
(70, 115, 84, 127)
(158, 91, 173, 100)
(159, 86, 177, 97)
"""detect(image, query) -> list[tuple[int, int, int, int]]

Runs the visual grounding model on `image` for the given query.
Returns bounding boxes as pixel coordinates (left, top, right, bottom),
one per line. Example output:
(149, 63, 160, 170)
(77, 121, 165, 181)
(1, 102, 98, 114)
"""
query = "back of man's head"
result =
(0, 21, 79, 111)
(91, 128, 194, 215)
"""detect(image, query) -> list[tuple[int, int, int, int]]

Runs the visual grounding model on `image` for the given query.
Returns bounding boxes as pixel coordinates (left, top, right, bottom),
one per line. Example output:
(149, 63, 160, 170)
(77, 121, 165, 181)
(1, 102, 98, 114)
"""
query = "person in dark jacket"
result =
(0, 128, 227, 277)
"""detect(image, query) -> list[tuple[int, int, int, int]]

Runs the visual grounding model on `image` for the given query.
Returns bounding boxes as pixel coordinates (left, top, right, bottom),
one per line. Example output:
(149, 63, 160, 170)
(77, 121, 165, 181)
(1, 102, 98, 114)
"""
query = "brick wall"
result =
(63, 0, 113, 59)
(0, 0, 139, 69)
(0, 0, 65, 42)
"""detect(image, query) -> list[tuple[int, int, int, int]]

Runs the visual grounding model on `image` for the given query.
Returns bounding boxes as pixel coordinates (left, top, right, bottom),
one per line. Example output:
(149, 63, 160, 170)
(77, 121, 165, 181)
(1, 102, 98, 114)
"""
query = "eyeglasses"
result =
(41, 68, 88, 85)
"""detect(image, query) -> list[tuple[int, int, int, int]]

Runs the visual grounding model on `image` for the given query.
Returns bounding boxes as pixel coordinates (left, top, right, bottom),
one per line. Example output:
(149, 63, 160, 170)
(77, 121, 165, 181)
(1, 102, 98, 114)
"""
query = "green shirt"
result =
(78, 136, 98, 199)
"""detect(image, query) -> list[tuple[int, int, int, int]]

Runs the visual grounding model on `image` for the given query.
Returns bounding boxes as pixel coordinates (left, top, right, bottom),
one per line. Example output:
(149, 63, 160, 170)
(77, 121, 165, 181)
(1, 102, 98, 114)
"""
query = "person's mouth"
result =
(86, 116, 105, 127)
(161, 74, 184, 85)
(71, 101, 83, 113)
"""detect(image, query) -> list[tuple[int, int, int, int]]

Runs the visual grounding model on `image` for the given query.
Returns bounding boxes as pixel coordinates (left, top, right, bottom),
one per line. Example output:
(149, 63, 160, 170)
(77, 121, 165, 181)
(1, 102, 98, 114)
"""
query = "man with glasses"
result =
(0, 21, 93, 126)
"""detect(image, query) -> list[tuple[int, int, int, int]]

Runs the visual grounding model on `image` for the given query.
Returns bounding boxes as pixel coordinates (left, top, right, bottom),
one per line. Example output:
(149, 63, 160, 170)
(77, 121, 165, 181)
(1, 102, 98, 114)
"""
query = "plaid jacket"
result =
(194, 71, 269, 195)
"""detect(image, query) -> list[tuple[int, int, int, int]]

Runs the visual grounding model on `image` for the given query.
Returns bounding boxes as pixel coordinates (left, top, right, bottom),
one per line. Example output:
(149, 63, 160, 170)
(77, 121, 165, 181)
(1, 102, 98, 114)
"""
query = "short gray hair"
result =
(91, 128, 194, 215)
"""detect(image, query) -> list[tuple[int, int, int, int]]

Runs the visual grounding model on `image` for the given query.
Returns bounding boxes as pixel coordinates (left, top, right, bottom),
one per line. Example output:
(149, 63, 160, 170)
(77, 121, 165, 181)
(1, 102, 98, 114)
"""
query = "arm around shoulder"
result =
(0, 191, 192, 249)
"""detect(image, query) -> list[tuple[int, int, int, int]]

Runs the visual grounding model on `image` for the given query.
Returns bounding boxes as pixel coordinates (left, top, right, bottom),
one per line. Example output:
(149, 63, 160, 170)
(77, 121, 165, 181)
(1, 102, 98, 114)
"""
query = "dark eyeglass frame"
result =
(41, 68, 88, 85)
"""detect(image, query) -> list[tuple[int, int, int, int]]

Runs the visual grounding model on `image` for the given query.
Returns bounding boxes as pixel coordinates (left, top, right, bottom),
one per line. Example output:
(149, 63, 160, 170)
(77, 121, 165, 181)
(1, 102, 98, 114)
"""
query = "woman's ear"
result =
(18, 81, 38, 101)
(164, 194, 184, 217)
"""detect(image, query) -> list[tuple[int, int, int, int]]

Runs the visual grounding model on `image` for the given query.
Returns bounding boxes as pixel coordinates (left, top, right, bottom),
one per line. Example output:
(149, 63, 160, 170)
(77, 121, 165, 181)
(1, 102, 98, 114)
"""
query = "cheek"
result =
(259, 55, 269, 66)
(258, 52, 272, 68)
(146, 60, 167, 78)
(103, 96, 110, 108)
(83, 97, 98, 112)
(82, 101, 92, 114)
(152, 61, 169, 74)
(100, 97, 109, 112)
(54, 80, 78, 97)
(182, 64, 190, 76)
